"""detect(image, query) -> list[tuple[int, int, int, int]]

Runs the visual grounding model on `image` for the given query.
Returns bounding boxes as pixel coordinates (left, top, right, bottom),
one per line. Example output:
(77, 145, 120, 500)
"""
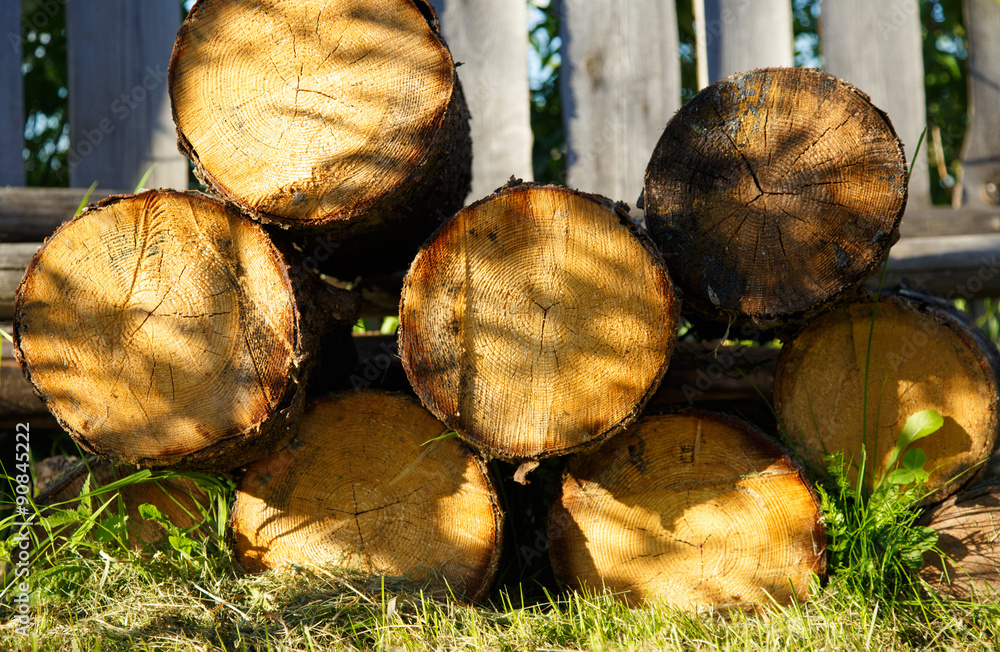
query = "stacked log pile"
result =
(10, 5, 1000, 609)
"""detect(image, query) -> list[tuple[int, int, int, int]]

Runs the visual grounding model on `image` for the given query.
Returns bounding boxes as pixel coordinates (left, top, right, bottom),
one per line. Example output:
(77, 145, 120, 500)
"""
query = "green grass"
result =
(2, 459, 999, 652)
(3, 553, 1000, 651)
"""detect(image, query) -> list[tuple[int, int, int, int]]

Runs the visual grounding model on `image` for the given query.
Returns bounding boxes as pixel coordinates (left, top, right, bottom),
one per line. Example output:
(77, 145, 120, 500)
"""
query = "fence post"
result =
(430, 0, 533, 202)
(699, 0, 793, 86)
(65, 0, 188, 191)
(821, 0, 931, 207)
(0, 0, 24, 186)
(560, 0, 681, 211)
(956, 0, 1000, 209)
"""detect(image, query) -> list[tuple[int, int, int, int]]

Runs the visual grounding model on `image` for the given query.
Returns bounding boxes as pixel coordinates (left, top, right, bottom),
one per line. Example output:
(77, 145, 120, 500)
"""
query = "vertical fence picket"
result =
(0, 0, 24, 186)
(699, 0, 793, 85)
(65, 1, 187, 191)
(560, 0, 681, 210)
(820, 0, 931, 206)
(430, 0, 533, 202)
(956, 0, 1000, 209)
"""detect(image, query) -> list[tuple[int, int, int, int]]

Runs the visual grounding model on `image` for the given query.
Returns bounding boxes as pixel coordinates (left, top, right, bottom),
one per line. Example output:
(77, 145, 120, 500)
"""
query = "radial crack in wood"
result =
(774, 289, 1000, 503)
(13, 190, 356, 470)
(399, 182, 680, 461)
(643, 67, 907, 329)
(231, 390, 504, 602)
(549, 410, 825, 609)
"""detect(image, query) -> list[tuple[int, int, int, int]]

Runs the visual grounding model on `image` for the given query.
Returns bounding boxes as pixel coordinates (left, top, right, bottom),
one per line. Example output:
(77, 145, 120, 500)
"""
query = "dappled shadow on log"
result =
(643, 67, 907, 329)
(231, 391, 503, 603)
(170, 0, 472, 275)
(12, 191, 353, 470)
(919, 483, 1000, 600)
(548, 411, 824, 610)
(400, 183, 678, 461)
(775, 289, 1000, 504)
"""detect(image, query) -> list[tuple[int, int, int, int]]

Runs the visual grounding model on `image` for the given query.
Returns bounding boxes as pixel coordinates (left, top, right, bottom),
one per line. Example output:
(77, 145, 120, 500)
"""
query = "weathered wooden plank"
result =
(65, 1, 187, 190)
(4, 185, 993, 242)
(700, 0, 793, 84)
(820, 0, 931, 206)
(6, 229, 999, 322)
(0, 187, 122, 242)
(899, 206, 1000, 238)
(0, 325, 49, 421)
(956, 0, 1000, 208)
(560, 0, 681, 210)
(0, 243, 37, 319)
(0, 0, 25, 186)
(429, 0, 533, 201)
(873, 234, 1000, 299)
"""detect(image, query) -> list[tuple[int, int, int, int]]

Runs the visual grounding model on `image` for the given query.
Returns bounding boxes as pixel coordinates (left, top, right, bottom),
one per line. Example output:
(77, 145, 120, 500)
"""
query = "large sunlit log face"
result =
(775, 294, 999, 503)
(400, 184, 679, 461)
(171, 0, 455, 226)
(14, 191, 298, 468)
(550, 412, 825, 609)
(232, 391, 504, 602)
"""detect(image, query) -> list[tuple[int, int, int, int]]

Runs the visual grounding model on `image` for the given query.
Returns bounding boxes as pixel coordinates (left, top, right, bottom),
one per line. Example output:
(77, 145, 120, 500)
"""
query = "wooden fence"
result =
(1, 0, 1000, 324)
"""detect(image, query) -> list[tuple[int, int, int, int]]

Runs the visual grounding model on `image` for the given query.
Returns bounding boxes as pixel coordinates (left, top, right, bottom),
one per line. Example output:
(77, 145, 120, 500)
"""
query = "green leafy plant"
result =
(137, 503, 198, 559)
(817, 409, 943, 602)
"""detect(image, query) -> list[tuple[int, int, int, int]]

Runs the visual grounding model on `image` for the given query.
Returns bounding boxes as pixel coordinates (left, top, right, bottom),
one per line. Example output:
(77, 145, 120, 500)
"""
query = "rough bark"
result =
(169, 0, 471, 274)
(549, 410, 825, 609)
(13, 190, 359, 471)
(643, 67, 907, 330)
(231, 390, 503, 602)
(774, 289, 1000, 503)
(919, 483, 1000, 600)
(400, 181, 680, 462)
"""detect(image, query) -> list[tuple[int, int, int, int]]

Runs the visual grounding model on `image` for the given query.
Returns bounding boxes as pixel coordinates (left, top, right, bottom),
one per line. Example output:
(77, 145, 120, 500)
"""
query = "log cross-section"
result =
(400, 182, 679, 462)
(169, 0, 471, 239)
(14, 190, 357, 470)
(549, 410, 825, 609)
(643, 67, 908, 328)
(775, 290, 1000, 502)
(231, 391, 504, 602)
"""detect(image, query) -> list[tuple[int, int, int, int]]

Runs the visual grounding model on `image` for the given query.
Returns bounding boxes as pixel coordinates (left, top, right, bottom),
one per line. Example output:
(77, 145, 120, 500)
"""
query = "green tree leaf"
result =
(902, 447, 927, 471)
(898, 409, 944, 450)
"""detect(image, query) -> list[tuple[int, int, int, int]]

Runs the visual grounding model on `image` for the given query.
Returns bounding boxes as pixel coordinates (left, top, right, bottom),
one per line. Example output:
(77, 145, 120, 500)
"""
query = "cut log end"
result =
(549, 411, 824, 609)
(775, 290, 1000, 502)
(400, 183, 680, 461)
(13, 190, 311, 470)
(231, 391, 504, 602)
(919, 483, 1000, 601)
(643, 67, 907, 328)
(170, 0, 470, 235)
